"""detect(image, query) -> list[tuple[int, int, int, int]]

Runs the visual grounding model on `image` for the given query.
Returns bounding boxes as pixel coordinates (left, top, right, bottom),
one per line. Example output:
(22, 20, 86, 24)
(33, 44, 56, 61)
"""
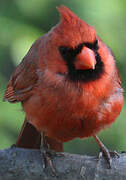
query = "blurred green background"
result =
(0, 0, 126, 156)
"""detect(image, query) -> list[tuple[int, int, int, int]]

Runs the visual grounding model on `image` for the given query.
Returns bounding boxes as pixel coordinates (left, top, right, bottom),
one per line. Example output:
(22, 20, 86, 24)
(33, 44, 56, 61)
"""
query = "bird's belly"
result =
(46, 116, 96, 142)
(23, 86, 123, 142)
(23, 92, 98, 141)
(23, 99, 100, 142)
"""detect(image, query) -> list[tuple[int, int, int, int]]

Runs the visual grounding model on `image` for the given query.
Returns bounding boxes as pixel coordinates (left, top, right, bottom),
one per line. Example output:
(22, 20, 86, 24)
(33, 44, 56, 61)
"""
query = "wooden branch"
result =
(0, 147, 126, 180)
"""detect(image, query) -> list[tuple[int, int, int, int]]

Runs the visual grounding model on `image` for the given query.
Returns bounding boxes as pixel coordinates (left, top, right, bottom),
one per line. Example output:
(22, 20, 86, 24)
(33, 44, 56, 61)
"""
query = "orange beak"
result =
(75, 46, 96, 70)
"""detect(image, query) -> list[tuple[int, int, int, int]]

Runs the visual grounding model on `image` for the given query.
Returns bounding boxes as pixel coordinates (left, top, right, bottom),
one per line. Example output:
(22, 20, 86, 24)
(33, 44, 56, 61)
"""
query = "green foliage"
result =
(0, 0, 126, 155)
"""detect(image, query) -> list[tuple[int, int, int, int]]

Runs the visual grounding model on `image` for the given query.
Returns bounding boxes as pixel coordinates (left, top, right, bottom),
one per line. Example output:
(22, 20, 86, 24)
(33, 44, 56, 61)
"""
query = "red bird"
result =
(4, 6, 124, 170)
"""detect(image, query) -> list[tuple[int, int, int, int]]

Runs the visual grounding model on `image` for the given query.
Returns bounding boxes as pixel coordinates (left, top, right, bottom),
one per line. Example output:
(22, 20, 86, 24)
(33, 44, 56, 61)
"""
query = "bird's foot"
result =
(10, 144, 16, 148)
(40, 132, 64, 176)
(98, 145, 119, 168)
(93, 135, 119, 168)
(109, 150, 120, 158)
(40, 146, 58, 176)
(40, 147, 64, 176)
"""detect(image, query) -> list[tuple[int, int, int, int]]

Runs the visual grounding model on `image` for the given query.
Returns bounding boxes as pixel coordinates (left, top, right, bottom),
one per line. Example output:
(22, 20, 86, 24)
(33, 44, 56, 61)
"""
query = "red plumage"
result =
(4, 6, 123, 159)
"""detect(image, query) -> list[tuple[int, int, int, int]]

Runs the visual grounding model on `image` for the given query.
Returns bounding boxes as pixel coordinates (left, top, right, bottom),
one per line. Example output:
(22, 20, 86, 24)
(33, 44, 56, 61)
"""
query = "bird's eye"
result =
(59, 46, 69, 57)
(94, 39, 99, 50)
(59, 46, 74, 61)
(85, 39, 99, 51)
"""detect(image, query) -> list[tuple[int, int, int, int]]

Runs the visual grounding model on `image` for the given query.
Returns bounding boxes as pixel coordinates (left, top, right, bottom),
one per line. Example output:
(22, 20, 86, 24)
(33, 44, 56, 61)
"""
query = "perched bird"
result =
(4, 5, 124, 171)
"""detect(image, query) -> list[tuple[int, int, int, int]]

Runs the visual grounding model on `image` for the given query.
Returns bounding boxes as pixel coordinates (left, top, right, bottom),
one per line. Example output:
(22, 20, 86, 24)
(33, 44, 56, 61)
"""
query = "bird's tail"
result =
(16, 118, 64, 152)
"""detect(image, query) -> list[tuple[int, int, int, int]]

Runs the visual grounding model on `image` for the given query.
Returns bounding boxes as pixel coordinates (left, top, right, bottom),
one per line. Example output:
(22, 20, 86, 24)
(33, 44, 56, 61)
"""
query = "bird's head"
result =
(42, 6, 115, 83)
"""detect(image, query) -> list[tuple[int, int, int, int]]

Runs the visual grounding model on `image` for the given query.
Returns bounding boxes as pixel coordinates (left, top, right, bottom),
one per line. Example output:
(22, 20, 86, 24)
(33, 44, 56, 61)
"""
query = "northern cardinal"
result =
(4, 5, 124, 171)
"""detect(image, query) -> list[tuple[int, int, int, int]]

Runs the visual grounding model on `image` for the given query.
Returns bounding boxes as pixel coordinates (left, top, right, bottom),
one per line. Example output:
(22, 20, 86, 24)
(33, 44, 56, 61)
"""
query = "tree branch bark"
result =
(0, 147, 126, 180)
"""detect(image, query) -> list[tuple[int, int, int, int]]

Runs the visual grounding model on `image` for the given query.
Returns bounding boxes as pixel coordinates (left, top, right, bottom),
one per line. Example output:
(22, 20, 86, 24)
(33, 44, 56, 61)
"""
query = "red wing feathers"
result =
(4, 40, 40, 103)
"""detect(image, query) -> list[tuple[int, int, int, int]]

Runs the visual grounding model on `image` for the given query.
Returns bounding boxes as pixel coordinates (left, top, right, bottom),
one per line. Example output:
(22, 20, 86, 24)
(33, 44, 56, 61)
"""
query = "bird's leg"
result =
(40, 132, 57, 176)
(93, 135, 119, 168)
